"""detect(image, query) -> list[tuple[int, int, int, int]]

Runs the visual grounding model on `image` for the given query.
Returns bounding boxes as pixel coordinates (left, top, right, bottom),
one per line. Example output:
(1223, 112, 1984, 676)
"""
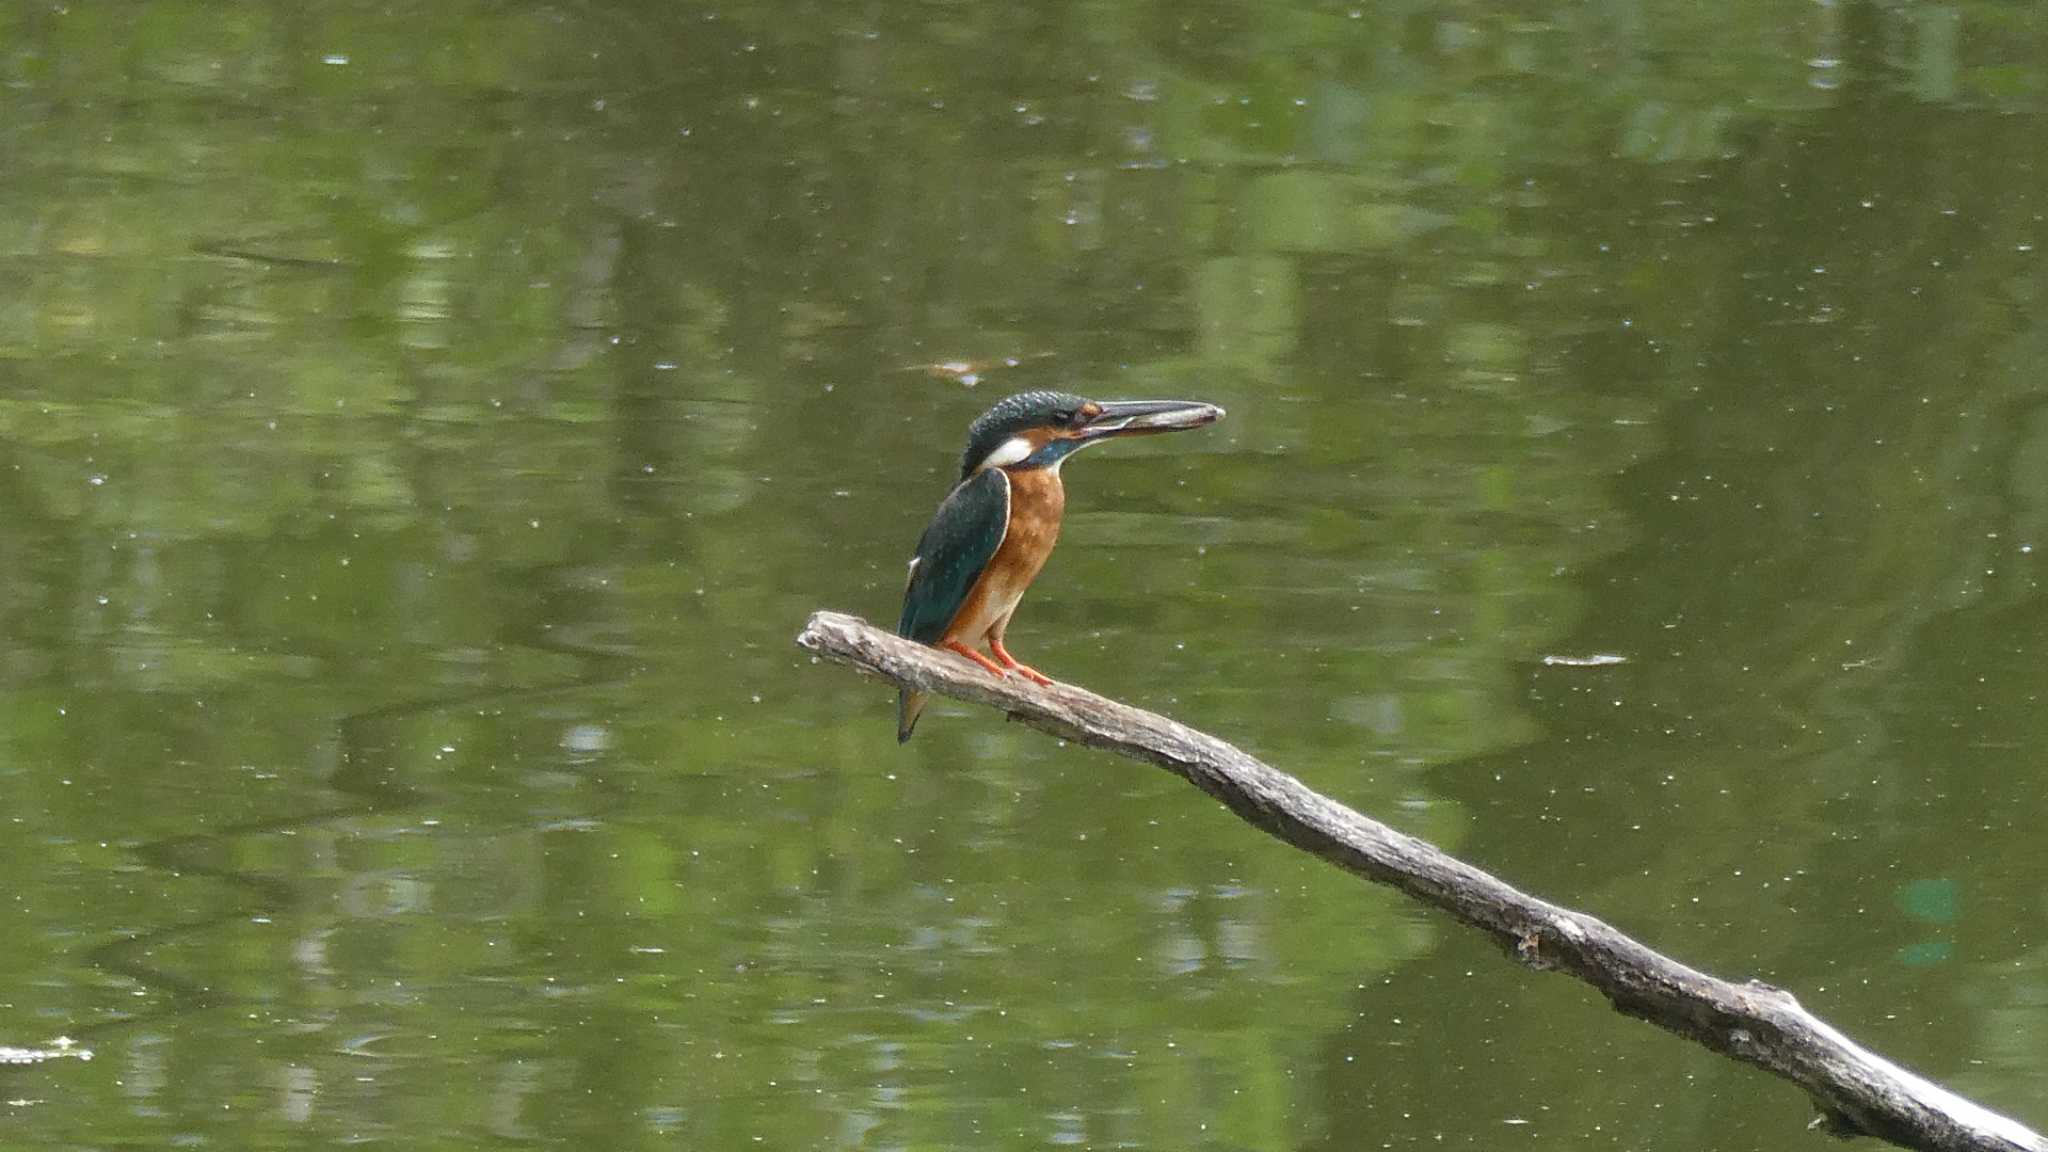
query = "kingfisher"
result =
(895, 389, 1225, 741)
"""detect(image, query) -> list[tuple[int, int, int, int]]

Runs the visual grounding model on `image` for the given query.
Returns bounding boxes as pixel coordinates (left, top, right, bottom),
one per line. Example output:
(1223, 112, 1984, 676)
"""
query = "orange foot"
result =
(943, 640, 1007, 677)
(991, 638, 1054, 686)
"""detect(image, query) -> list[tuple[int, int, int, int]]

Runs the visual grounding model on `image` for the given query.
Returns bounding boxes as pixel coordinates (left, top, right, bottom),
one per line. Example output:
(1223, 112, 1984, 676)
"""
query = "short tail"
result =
(897, 688, 929, 743)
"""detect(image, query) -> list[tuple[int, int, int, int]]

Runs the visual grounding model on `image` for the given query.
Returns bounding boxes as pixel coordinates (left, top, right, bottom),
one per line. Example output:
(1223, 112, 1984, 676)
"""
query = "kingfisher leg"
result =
(989, 637, 1054, 686)
(943, 639, 1008, 678)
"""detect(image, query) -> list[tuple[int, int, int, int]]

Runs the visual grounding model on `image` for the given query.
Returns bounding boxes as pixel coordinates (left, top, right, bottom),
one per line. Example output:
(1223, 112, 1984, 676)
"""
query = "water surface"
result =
(2, 3, 2044, 1148)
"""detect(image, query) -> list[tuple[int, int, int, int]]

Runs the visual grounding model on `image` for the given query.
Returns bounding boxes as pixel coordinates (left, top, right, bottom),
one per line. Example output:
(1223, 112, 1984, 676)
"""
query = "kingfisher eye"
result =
(1055, 408, 1079, 427)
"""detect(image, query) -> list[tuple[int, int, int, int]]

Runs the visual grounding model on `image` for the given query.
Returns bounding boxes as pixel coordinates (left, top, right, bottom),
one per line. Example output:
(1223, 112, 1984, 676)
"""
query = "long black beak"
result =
(1077, 399, 1226, 439)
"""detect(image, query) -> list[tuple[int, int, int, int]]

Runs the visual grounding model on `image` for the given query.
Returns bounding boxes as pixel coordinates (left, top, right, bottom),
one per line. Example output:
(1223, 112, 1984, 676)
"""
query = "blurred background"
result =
(1, 1, 2044, 1148)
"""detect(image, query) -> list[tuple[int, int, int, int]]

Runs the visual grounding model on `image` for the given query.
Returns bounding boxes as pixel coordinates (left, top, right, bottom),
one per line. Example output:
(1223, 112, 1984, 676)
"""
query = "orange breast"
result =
(942, 466, 1066, 645)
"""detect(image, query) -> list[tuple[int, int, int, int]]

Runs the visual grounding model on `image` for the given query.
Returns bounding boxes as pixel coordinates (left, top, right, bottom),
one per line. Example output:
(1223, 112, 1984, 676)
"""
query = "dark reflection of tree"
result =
(1375, 4, 2048, 1147)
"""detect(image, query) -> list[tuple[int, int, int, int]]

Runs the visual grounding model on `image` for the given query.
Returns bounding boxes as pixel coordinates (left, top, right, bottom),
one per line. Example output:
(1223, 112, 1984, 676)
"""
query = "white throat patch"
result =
(974, 435, 1034, 474)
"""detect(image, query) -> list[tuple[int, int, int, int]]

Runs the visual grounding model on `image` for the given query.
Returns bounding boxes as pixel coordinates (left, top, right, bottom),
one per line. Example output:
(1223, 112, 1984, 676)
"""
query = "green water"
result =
(2, 3, 2044, 1148)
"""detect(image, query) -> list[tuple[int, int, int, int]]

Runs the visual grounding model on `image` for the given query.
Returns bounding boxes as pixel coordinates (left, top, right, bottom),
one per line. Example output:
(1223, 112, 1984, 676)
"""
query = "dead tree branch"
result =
(795, 610, 2045, 1152)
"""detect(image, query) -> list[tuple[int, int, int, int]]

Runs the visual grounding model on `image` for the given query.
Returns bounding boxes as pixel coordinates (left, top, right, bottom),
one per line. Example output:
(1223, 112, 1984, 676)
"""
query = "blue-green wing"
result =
(898, 468, 1010, 644)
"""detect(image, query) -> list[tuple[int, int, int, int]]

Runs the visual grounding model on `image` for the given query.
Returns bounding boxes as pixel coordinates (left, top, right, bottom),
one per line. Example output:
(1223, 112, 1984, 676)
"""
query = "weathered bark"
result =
(795, 609, 2045, 1152)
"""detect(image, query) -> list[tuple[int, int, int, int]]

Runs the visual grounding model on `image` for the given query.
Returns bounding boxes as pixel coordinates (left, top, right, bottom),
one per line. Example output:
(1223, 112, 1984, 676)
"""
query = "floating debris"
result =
(900, 351, 1056, 388)
(0, 1037, 91, 1066)
(1540, 653, 1628, 667)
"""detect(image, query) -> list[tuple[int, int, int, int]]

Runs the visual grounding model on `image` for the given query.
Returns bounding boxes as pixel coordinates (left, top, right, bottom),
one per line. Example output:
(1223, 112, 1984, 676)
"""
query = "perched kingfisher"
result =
(895, 390, 1225, 742)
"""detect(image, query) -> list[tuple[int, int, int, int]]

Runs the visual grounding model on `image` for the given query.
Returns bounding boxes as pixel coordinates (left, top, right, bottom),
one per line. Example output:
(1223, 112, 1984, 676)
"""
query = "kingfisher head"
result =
(959, 390, 1224, 481)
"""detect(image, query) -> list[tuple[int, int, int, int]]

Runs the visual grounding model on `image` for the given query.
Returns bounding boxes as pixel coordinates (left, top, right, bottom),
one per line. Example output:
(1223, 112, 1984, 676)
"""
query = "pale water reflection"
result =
(2, 1, 2045, 1149)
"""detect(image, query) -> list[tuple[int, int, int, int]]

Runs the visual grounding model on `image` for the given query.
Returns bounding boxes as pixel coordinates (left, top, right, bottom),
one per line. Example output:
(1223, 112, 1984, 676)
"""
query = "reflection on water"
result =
(2, 1, 2045, 1147)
